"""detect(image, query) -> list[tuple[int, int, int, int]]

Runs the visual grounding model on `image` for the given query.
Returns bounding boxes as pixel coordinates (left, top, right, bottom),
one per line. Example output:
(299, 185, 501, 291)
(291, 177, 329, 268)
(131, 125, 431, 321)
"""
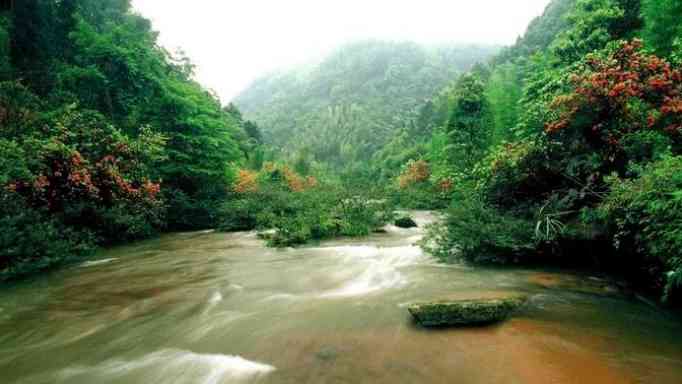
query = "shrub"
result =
(219, 163, 393, 246)
(474, 140, 563, 211)
(6, 109, 166, 241)
(262, 187, 393, 247)
(233, 169, 259, 194)
(336, 195, 391, 236)
(390, 160, 452, 209)
(0, 191, 95, 280)
(398, 159, 431, 188)
(91, 203, 163, 243)
(218, 180, 394, 247)
(389, 182, 451, 209)
(598, 155, 682, 302)
(259, 162, 317, 192)
(164, 188, 223, 230)
(0, 107, 165, 278)
(424, 193, 537, 264)
(217, 197, 262, 232)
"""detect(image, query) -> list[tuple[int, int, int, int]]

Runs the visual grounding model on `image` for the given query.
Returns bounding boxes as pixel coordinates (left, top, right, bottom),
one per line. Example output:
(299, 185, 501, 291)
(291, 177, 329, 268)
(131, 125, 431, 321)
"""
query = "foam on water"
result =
(318, 264, 406, 298)
(327, 245, 381, 260)
(188, 311, 253, 341)
(79, 258, 118, 268)
(202, 291, 225, 314)
(324, 244, 427, 265)
(318, 245, 430, 298)
(229, 284, 244, 291)
(262, 293, 300, 301)
(59, 349, 275, 384)
(209, 292, 223, 304)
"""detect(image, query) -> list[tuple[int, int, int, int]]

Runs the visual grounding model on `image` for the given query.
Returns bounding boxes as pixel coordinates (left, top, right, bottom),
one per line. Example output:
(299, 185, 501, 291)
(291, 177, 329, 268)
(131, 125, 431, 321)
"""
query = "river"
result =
(1, 211, 681, 383)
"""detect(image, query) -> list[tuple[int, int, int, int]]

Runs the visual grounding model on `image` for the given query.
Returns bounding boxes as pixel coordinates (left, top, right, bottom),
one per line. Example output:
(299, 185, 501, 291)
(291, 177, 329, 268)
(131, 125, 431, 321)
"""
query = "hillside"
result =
(234, 41, 499, 167)
(382, 0, 682, 303)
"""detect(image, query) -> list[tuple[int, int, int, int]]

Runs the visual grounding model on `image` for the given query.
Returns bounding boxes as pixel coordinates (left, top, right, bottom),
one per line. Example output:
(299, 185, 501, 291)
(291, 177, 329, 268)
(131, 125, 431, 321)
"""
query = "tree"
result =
(496, 0, 577, 63)
(551, 0, 642, 64)
(546, 40, 682, 176)
(486, 63, 523, 144)
(641, 0, 682, 57)
(445, 73, 492, 170)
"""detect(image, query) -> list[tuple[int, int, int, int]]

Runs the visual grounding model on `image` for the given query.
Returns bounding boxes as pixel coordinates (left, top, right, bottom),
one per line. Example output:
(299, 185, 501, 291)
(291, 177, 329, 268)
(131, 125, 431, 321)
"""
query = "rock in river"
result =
(394, 216, 418, 228)
(408, 296, 527, 327)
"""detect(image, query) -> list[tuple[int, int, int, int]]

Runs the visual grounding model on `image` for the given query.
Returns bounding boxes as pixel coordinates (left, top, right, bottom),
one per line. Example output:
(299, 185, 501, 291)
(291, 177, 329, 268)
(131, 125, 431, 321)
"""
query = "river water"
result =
(1, 212, 681, 383)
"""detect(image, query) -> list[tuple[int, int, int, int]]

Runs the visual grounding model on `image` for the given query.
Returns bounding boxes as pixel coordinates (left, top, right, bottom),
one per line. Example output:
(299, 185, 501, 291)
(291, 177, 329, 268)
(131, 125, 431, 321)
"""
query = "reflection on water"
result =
(0, 211, 681, 383)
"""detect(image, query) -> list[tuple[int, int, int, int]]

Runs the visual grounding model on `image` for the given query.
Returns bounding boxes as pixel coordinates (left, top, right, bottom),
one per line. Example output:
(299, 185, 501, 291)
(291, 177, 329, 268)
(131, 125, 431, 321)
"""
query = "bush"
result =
(389, 182, 451, 209)
(164, 188, 224, 231)
(424, 193, 537, 264)
(91, 203, 163, 243)
(266, 188, 394, 247)
(217, 163, 394, 247)
(218, 183, 394, 247)
(268, 212, 320, 247)
(599, 155, 682, 303)
(391, 159, 452, 209)
(217, 197, 262, 232)
(0, 192, 95, 280)
(475, 140, 567, 212)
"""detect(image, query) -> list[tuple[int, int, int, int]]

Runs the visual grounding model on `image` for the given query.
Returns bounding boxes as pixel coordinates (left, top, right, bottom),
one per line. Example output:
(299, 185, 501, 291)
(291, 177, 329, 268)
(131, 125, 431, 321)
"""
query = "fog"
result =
(131, 0, 552, 102)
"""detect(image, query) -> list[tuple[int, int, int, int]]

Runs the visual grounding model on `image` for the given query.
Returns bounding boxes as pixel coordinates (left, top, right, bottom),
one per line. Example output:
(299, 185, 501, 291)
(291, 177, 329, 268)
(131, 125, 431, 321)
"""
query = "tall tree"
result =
(641, 0, 682, 57)
(445, 73, 492, 170)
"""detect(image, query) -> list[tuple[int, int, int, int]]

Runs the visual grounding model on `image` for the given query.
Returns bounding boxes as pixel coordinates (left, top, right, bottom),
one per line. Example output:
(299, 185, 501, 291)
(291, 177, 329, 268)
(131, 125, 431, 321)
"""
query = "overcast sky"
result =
(131, 0, 552, 103)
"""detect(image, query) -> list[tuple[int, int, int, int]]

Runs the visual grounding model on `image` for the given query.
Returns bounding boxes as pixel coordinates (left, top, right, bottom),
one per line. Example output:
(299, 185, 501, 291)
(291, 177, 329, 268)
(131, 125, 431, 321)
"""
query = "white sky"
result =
(131, 0, 552, 103)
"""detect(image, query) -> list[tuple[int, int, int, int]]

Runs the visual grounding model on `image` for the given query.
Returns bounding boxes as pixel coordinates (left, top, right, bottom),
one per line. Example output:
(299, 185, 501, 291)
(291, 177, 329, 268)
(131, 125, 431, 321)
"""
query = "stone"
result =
(407, 296, 527, 327)
(315, 346, 339, 361)
(394, 216, 418, 228)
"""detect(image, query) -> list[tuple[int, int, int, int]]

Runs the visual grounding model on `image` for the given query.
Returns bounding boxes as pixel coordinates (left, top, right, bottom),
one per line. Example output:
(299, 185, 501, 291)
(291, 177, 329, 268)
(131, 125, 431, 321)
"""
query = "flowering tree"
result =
(398, 160, 431, 189)
(6, 109, 164, 242)
(547, 40, 682, 169)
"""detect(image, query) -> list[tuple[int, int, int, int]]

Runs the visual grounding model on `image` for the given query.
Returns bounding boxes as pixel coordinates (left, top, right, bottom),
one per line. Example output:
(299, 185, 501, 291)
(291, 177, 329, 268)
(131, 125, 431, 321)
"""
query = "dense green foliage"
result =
(641, 0, 682, 57)
(599, 156, 682, 302)
(413, 0, 682, 304)
(217, 165, 393, 247)
(0, 1, 252, 278)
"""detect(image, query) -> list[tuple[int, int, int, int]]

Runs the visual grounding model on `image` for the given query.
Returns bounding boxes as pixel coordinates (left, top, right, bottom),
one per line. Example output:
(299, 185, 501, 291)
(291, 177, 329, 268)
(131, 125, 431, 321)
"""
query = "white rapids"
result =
(57, 349, 275, 384)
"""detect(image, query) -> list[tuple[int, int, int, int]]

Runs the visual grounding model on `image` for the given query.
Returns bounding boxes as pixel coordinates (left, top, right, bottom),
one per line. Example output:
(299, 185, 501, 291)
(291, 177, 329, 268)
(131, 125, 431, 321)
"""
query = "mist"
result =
(131, 0, 552, 102)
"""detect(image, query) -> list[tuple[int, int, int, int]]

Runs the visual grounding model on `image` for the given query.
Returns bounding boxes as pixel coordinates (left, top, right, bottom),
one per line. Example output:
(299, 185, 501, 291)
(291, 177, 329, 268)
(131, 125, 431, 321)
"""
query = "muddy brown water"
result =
(1, 212, 681, 383)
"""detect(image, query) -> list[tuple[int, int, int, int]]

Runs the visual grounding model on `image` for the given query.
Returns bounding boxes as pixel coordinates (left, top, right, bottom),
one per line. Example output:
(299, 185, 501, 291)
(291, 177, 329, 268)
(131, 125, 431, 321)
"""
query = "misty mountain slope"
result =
(495, 0, 577, 63)
(234, 41, 499, 165)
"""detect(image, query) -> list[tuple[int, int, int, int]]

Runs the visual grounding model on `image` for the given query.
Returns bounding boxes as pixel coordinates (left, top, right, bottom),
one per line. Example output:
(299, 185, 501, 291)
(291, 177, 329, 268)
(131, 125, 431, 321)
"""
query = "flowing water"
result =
(1, 211, 682, 383)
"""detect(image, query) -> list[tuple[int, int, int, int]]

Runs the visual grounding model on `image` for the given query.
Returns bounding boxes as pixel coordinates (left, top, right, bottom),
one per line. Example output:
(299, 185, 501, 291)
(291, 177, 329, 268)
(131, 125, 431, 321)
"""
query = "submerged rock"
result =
(394, 216, 418, 228)
(408, 296, 527, 327)
(315, 346, 339, 361)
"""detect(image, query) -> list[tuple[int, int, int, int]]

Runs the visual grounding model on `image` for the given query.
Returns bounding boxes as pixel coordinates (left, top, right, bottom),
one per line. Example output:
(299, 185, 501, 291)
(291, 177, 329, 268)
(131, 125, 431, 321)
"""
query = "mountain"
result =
(233, 41, 500, 167)
(495, 0, 577, 63)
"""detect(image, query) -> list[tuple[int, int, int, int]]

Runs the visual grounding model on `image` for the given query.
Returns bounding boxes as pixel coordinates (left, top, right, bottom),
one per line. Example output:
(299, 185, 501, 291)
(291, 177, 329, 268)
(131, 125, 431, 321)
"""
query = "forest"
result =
(1, 0, 682, 309)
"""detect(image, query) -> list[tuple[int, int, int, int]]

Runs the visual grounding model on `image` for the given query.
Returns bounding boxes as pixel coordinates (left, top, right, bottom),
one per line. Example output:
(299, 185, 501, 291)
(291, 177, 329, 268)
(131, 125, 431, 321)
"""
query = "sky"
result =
(131, 0, 552, 103)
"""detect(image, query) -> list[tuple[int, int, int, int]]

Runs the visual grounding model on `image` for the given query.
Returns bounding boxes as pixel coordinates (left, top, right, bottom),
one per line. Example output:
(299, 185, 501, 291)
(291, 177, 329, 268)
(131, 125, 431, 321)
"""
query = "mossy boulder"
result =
(408, 296, 527, 327)
(394, 216, 418, 228)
